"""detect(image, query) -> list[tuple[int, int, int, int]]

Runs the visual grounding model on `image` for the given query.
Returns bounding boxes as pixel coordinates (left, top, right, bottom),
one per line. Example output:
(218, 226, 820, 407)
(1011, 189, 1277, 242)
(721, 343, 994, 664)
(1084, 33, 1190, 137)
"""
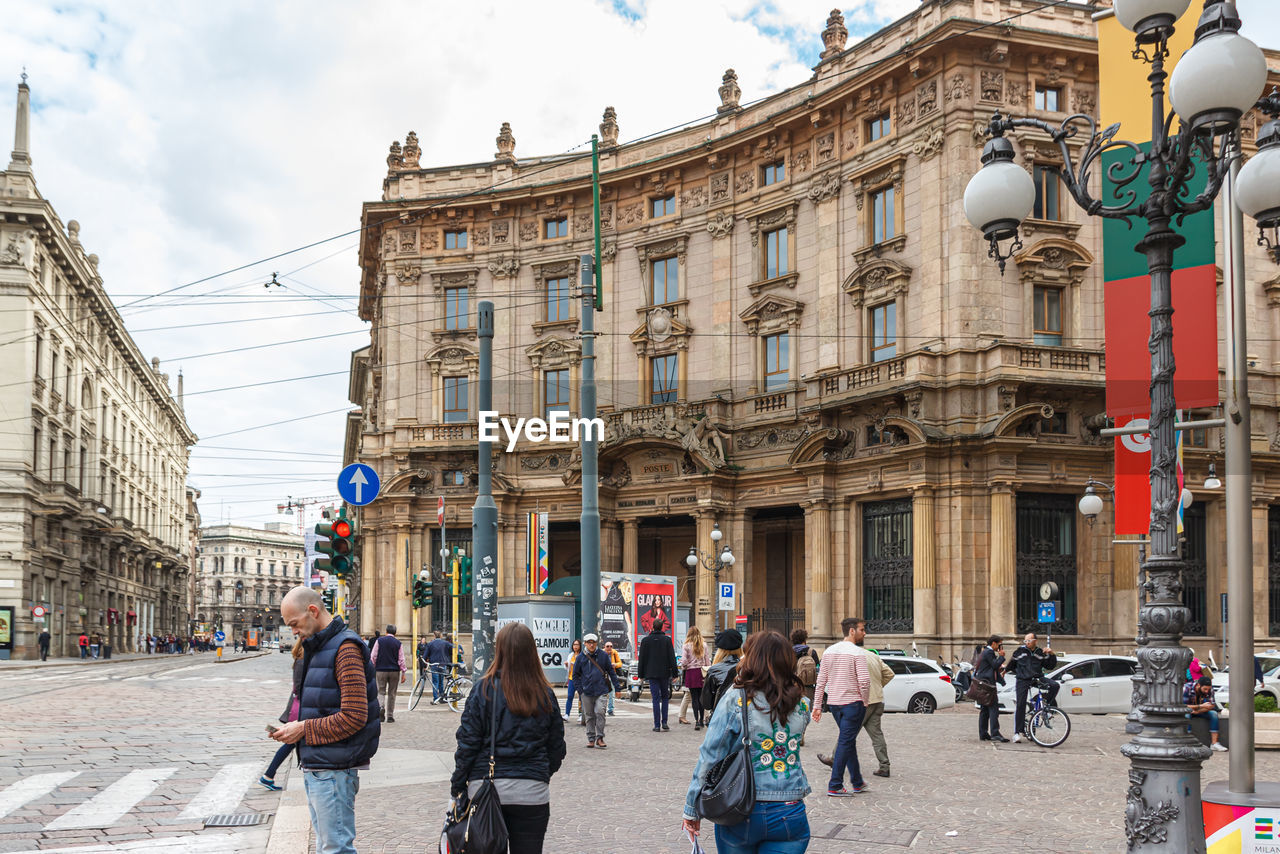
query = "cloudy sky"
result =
(2, 1, 1277, 531)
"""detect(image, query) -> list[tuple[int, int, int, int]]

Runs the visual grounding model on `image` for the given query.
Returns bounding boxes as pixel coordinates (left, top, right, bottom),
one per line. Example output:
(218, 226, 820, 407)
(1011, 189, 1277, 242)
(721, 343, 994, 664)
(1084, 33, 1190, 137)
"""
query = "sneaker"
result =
(1212, 743, 1228, 752)
(1011, 734, 1023, 743)
(817, 753, 834, 767)
(827, 787, 855, 798)
(258, 776, 282, 792)
(851, 784, 870, 794)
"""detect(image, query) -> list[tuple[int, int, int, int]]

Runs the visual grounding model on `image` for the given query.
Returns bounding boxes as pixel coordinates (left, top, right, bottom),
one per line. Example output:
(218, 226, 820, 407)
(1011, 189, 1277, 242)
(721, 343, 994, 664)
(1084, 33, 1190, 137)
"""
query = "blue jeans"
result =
(1191, 709, 1220, 733)
(430, 666, 446, 701)
(828, 702, 866, 791)
(714, 800, 810, 854)
(265, 742, 295, 779)
(564, 680, 577, 716)
(649, 679, 671, 727)
(303, 768, 359, 854)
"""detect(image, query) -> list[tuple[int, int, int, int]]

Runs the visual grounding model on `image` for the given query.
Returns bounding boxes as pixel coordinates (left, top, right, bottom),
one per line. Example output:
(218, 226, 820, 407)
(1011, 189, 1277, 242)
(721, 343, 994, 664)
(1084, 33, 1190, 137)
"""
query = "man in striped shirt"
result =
(811, 617, 872, 796)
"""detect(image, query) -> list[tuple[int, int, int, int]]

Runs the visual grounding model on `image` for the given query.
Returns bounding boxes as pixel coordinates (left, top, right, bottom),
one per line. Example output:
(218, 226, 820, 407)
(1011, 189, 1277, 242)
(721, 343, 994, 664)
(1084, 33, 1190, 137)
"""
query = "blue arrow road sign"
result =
(1037, 602, 1057, 624)
(337, 463, 380, 506)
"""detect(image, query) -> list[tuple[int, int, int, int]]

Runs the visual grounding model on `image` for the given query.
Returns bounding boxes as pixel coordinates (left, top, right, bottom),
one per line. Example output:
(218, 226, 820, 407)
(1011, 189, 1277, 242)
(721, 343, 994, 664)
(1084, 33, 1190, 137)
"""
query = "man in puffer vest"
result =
(271, 586, 381, 854)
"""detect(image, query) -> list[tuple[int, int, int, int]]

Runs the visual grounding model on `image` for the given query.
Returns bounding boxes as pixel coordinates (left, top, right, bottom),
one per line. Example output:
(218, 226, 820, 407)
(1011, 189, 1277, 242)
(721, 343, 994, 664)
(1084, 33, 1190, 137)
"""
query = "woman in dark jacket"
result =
(974, 635, 1008, 743)
(259, 638, 306, 790)
(451, 622, 566, 854)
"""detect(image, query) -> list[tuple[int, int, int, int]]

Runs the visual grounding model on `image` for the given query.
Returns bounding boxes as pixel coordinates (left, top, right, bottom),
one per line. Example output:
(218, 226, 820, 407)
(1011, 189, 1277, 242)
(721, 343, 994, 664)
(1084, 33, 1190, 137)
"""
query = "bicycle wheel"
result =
(1029, 706, 1071, 748)
(409, 676, 427, 711)
(449, 678, 474, 713)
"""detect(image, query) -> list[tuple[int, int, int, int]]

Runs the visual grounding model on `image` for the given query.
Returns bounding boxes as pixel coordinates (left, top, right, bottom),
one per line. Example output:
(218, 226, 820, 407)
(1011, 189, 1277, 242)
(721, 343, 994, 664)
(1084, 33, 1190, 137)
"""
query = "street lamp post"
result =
(965, 3, 1270, 849)
(685, 523, 736, 634)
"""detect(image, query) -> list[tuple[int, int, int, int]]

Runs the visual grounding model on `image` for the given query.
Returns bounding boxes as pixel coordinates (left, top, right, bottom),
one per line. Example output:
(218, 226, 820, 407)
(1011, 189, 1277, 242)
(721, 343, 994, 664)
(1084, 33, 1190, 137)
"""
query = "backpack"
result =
(795, 652, 817, 686)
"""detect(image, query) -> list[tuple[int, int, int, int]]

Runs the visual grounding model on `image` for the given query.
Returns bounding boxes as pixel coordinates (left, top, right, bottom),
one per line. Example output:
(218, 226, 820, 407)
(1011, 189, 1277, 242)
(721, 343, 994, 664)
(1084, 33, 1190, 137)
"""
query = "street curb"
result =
(0, 652, 272, 671)
(265, 769, 310, 854)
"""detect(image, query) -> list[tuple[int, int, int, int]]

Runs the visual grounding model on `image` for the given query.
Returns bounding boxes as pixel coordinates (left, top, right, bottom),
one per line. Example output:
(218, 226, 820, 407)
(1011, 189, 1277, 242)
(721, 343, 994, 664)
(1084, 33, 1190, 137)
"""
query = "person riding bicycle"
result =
(1008, 631, 1058, 744)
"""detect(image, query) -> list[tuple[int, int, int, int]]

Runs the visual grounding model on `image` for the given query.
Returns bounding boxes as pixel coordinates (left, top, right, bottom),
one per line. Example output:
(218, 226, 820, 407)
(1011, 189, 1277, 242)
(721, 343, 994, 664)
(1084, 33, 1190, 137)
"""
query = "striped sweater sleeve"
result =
(303, 642, 369, 745)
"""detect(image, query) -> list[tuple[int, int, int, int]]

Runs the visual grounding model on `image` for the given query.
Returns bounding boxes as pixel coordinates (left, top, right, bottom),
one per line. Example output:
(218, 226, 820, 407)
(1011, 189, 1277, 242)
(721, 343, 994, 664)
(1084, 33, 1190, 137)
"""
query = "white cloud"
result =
(1, 0, 1274, 529)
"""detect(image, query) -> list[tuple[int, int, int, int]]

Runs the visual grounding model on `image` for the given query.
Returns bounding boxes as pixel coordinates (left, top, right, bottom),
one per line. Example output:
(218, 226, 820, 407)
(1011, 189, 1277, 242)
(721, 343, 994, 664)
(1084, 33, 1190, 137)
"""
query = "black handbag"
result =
(696, 688, 756, 826)
(440, 679, 509, 854)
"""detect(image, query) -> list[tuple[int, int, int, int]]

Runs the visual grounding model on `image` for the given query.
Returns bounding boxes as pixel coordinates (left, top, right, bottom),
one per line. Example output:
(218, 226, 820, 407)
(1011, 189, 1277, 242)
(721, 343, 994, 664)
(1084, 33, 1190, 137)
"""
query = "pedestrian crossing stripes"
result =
(0, 762, 266, 838)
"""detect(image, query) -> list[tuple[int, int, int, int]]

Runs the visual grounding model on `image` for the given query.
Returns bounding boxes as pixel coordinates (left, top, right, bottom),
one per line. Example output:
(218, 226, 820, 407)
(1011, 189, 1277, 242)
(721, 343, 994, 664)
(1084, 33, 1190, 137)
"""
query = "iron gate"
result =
(863, 498, 913, 634)
(1270, 507, 1280, 636)
(1016, 493, 1077, 634)
(1182, 503, 1207, 636)
(746, 608, 806, 639)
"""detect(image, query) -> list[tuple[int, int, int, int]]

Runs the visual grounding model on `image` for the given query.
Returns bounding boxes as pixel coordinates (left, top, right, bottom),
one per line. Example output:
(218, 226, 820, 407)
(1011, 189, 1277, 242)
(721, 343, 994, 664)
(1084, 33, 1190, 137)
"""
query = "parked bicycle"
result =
(409, 661, 472, 713)
(1023, 682, 1071, 748)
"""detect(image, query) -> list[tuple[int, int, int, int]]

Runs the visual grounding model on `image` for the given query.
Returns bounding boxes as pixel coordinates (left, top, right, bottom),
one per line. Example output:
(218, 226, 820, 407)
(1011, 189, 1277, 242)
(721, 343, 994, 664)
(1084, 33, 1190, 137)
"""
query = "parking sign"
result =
(718, 582, 735, 612)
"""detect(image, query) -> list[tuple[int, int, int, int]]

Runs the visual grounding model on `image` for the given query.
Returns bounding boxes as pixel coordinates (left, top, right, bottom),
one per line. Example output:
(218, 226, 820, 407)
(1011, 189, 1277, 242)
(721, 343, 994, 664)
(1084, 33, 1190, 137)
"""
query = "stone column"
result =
(601, 519, 621, 576)
(360, 525, 376, 632)
(694, 511, 716, 636)
(847, 499, 863, 617)
(803, 500, 833, 639)
(622, 519, 639, 576)
(989, 484, 1016, 637)
(1254, 500, 1271, 640)
(727, 509, 752, 621)
(813, 180, 841, 371)
(710, 215, 735, 396)
(394, 528, 411, 636)
(911, 486, 937, 638)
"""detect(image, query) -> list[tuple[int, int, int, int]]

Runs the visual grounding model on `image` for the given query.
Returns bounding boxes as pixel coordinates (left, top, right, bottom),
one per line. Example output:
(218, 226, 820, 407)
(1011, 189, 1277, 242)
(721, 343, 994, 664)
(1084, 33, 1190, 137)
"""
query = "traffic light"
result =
(459, 555, 473, 595)
(321, 589, 336, 613)
(413, 576, 432, 609)
(315, 508, 355, 579)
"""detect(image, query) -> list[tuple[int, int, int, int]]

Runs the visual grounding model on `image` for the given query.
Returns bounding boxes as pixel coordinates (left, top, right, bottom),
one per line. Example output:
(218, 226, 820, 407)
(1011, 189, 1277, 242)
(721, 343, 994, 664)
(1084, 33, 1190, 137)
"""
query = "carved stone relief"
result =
(398, 228, 418, 253)
(817, 132, 836, 163)
(706, 212, 735, 239)
(487, 257, 519, 278)
(898, 97, 916, 129)
(680, 185, 708, 209)
(945, 72, 972, 103)
(912, 126, 945, 160)
(735, 170, 755, 195)
(1007, 82, 1026, 107)
(1072, 88, 1096, 115)
(980, 69, 1004, 102)
(711, 172, 731, 202)
(806, 170, 842, 204)
(519, 221, 538, 241)
(491, 221, 510, 244)
(619, 202, 644, 225)
(793, 149, 811, 174)
(917, 80, 938, 118)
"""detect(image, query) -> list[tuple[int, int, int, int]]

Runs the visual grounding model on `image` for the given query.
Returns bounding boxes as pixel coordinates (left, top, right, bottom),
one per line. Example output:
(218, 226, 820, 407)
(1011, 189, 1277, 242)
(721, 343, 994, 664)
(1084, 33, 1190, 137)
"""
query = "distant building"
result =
(195, 524, 305, 641)
(348, 5, 1280, 654)
(0, 79, 197, 659)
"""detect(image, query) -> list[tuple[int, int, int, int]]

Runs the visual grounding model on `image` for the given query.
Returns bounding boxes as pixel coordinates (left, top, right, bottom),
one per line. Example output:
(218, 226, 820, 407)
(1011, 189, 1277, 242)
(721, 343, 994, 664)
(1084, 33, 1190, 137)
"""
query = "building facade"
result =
(349, 1, 1280, 657)
(0, 80, 198, 659)
(194, 523, 305, 644)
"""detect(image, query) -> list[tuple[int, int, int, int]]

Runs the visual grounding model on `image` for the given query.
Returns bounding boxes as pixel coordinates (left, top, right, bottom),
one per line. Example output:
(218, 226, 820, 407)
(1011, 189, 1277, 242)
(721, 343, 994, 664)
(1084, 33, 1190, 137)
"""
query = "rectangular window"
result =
(445, 287, 469, 330)
(1035, 86, 1062, 112)
(33, 426, 41, 479)
(650, 256, 678, 305)
(443, 469, 467, 486)
(443, 376, 469, 423)
(867, 112, 891, 142)
(870, 302, 897, 362)
(544, 369, 570, 420)
(651, 194, 675, 218)
(651, 354, 678, 404)
(544, 218, 568, 239)
(444, 229, 468, 250)
(1033, 165, 1062, 220)
(1034, 285, 1063, 345)
(764, 227, 789, 279)
(764, 333, 789, 391)
(34, 331, 43, 379)
(871, 187, 896, 243)
(762, 160, 786, 186)
(546, 276, 571, 322)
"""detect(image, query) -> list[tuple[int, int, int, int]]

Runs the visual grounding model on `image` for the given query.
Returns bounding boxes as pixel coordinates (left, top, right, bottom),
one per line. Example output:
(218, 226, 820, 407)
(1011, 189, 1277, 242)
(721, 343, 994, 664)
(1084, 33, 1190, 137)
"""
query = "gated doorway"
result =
(1016, 493, 1077, 635)
(1182, 503, 1207, 636)
(862, 498, 912, 634)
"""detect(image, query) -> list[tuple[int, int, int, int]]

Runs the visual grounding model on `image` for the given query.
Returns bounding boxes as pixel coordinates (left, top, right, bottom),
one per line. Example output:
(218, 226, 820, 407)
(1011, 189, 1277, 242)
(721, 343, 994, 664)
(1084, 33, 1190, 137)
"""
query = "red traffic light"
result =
(333, 519, 352, 538)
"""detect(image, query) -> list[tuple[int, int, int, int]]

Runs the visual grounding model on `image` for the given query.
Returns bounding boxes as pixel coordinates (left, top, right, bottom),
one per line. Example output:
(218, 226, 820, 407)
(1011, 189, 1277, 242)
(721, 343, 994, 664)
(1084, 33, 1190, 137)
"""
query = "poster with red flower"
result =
(633, 581, 675, 651)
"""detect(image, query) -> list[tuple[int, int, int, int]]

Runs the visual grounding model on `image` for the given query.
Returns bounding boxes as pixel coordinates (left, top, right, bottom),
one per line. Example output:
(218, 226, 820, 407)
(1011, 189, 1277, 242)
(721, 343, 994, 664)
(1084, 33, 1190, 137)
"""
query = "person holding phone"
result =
(975, 635, 1008, 743)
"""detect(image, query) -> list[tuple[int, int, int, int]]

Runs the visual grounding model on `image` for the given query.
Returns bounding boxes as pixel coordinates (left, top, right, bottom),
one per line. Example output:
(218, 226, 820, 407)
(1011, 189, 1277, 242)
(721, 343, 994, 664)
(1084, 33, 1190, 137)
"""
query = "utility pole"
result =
(578, 133, 603, 641)
(472, 301, 498, 678)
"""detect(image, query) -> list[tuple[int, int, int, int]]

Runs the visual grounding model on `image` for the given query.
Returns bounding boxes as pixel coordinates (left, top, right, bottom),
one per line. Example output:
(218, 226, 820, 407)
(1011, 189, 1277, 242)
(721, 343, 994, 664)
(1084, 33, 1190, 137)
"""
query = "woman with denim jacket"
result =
(681, 630, 812, 854)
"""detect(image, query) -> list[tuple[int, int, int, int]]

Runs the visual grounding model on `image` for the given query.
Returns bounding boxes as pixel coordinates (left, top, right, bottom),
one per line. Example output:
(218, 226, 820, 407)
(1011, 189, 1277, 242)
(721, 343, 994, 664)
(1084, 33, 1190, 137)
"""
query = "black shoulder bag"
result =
(696, 688, 756, 826)
(440, 679, 509, 854)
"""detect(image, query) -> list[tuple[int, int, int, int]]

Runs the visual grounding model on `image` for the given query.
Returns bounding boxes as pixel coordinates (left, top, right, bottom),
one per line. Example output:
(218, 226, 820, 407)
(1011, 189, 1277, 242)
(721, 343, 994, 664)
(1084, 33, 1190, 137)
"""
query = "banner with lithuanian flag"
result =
(1098, 8, 1221, 535)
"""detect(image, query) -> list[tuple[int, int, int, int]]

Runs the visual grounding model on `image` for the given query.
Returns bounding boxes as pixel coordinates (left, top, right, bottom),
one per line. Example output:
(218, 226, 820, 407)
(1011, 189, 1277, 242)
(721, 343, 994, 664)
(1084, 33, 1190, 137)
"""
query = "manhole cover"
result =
(203, 814, 270, 828)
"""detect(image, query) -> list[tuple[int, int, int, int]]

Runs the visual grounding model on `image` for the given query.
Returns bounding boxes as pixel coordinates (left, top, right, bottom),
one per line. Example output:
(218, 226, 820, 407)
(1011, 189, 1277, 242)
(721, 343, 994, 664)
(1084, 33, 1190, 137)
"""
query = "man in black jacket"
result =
(637, 618, 679, 732)
(570, 634, 622, 748)
(1008, 632, 1058, 743)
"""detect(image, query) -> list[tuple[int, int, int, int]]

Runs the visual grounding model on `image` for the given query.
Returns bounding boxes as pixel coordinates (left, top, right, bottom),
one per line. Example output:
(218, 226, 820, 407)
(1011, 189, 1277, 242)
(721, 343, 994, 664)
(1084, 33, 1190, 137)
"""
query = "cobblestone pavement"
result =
(7, 655, 1280, 854)
(356, 690, 1280, 854)
(0, 651, 291, 852)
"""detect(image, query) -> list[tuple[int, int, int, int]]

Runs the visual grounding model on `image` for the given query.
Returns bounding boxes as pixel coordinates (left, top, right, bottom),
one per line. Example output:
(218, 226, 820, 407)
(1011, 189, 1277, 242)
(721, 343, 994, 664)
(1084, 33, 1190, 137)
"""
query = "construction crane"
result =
(277, 494, 341, 537)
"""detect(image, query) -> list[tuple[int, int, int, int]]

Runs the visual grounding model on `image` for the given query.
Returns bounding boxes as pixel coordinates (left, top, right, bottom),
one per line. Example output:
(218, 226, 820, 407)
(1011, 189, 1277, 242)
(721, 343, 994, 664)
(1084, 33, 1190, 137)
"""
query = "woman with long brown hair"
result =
(681, 630, 813, 854)
(451, 622, 566, 854)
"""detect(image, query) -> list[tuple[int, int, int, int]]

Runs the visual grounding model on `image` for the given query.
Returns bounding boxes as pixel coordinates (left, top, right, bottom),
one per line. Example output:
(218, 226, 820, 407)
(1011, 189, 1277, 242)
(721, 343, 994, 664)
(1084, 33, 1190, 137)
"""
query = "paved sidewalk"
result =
(0, 652, 269, 671)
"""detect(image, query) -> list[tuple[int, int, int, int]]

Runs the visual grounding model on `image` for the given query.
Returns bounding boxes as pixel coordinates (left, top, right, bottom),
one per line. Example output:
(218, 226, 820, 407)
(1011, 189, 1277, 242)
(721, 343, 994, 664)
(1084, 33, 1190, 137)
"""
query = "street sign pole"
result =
(472, 301, 498, 679)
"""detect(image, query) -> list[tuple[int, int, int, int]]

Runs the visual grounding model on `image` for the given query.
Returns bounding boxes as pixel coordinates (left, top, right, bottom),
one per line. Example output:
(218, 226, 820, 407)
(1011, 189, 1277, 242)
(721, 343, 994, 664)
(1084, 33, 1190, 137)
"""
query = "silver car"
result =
(996, 654, 1139, 714)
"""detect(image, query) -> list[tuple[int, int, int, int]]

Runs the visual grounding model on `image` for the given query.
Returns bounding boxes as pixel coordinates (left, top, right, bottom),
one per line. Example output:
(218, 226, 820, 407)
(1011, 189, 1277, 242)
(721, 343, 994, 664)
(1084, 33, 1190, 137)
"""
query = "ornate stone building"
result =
(0, 79, 198, 659)
(349, 2, 1280, 656)
(195, 524, 305, 643)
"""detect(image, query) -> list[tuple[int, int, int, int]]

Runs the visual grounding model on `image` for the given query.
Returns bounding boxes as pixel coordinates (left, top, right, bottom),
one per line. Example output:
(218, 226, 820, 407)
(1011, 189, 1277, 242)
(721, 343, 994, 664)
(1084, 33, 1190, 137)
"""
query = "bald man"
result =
(271, 586, 380, 854)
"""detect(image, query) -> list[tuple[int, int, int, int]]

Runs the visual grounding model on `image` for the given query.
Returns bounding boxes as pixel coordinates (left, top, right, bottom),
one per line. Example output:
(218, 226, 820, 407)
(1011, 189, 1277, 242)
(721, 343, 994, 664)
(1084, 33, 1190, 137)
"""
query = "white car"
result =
(1212, 650, 1280, 705)
(881, 656, 956, 714)
(995, 654, 1139, 715)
